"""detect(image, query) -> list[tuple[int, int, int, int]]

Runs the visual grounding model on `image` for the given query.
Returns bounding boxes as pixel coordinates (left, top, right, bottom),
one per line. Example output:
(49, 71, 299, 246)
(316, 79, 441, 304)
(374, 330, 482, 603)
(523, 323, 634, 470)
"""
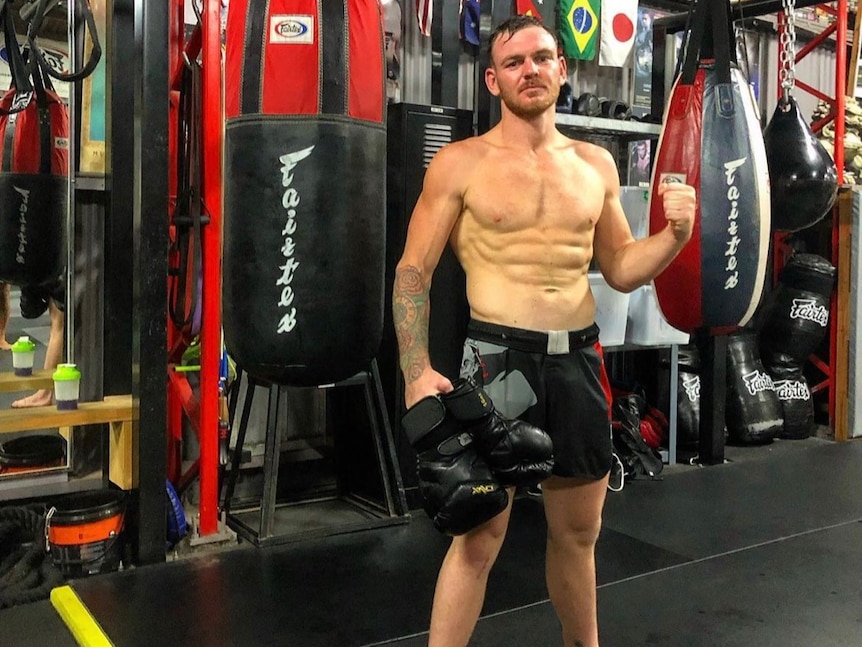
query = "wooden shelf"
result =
(0, 394, 137, 490)
(0, 369, 54, 393)
(0, 394, 134, 434)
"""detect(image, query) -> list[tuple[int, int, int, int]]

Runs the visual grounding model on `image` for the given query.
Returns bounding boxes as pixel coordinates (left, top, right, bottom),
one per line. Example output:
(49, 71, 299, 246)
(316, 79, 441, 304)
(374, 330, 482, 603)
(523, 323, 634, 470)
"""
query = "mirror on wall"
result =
(0, 0, 74, 494)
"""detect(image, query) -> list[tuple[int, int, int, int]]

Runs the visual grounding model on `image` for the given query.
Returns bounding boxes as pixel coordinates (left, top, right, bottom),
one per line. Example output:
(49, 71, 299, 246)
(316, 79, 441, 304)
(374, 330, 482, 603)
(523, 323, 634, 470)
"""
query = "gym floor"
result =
(2, 287, 860, 646)
(2, 429, 861, 646)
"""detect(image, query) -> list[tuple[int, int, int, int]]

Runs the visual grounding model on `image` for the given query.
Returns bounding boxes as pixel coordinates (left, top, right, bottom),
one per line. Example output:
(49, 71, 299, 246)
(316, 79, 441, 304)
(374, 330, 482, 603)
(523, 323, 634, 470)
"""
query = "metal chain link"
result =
(779, 0, 797, 94)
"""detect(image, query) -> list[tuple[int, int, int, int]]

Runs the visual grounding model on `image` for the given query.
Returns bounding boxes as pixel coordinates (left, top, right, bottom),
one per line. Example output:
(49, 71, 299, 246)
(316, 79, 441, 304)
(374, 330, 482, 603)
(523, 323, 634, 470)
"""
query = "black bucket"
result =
(47, 489, 126, 577)
(0, 434, 67, 475)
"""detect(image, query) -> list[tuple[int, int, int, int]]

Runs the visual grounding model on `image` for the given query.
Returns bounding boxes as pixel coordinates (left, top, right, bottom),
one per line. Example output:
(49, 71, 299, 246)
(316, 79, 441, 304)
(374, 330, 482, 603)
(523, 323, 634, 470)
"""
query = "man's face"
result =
(485, 27, 566, 119)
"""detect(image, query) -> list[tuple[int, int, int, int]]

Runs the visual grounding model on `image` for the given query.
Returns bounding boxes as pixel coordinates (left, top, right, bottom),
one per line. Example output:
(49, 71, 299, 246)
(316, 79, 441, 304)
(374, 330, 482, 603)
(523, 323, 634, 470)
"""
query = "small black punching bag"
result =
(725, 331, 783, 445)
(223, 2, 387, 386)
(764, 95, 838, 233)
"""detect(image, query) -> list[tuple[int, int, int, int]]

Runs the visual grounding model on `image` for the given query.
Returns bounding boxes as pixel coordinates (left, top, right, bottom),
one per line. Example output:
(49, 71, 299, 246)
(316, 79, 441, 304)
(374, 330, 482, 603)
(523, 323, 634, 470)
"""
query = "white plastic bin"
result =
(589, 273, 629, 348)
(626, 284, 690, 346)
(620, 186, 650, 240)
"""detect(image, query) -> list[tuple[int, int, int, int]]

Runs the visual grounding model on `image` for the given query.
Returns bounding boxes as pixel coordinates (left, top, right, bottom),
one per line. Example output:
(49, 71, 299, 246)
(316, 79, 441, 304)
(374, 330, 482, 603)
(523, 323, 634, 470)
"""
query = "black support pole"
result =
(130, 0, 169, 565)
(475, 0, 511, 134)
(430, 0, 462, 106)
(105, 1, 134, 397)
(696, 331, 727, 465)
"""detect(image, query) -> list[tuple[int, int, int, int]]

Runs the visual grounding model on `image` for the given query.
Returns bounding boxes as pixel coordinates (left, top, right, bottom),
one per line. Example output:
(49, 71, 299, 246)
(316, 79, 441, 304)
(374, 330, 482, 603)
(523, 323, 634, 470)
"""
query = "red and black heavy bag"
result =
(0, 5, 68, 286)
(223, 1, 386, 386)
(648, 0, 770, 333)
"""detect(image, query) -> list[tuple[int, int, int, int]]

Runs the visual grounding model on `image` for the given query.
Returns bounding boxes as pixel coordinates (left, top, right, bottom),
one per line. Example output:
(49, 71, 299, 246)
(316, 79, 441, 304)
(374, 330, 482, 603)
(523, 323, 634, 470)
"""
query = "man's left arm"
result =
(591, 150, 695, 293)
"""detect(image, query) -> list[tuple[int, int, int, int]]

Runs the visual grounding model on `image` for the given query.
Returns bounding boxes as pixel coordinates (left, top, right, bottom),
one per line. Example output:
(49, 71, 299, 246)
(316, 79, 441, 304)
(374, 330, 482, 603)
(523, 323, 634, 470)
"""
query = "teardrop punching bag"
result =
(648, 0, 770, 333)
(764, 95, 838, 233)
(223, 1, 387, 386)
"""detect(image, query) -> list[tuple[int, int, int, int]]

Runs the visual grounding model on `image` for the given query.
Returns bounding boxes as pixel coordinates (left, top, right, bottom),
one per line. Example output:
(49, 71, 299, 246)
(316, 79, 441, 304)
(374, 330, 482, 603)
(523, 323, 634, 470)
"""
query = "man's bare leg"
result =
(542, 474, 609, 647)
(13, 301, 64, 408)
(428, 494, 514, 647)
(0, 282, 11, 350)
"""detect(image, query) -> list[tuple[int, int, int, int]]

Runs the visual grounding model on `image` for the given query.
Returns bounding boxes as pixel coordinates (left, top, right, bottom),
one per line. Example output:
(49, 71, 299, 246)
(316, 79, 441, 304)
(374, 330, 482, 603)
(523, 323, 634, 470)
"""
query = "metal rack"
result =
(165, 0, 224, 541)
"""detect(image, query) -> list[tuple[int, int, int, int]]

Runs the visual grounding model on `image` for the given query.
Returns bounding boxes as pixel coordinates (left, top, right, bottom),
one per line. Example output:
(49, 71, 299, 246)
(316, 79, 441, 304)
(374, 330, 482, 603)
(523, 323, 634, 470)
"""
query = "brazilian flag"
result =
(559, 0, 600, 60)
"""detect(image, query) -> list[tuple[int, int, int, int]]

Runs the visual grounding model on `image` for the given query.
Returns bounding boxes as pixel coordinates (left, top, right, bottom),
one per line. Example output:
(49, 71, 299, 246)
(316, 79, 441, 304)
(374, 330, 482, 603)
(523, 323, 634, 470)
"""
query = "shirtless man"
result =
(392, 16, 696, 647)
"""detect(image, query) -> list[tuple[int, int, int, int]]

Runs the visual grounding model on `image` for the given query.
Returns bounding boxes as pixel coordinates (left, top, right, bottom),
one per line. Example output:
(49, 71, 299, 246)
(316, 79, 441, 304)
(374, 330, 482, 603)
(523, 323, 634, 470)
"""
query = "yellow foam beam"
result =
(50, 585, 114, 647)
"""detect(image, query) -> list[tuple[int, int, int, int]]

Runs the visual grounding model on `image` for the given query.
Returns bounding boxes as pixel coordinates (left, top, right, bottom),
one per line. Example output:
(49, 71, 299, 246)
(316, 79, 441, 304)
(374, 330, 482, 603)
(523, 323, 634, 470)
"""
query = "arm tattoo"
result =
(393, 265, 431, 385)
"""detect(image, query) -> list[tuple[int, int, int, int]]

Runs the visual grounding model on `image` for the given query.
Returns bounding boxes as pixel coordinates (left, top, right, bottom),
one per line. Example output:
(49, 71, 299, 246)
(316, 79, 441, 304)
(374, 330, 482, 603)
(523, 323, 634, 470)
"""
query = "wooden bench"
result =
(0, 393, 137, 490)
(0, 369, 54, 393)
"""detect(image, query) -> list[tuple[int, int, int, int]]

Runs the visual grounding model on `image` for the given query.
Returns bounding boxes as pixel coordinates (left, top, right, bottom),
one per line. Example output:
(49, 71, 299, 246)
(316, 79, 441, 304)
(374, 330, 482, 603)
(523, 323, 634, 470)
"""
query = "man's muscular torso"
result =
(449, 130, 609, 332)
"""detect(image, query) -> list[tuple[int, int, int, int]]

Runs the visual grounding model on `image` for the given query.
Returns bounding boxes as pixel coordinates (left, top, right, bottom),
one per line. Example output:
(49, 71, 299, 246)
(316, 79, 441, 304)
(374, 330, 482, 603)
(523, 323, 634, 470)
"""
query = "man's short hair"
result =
(487, 15, 559, 62)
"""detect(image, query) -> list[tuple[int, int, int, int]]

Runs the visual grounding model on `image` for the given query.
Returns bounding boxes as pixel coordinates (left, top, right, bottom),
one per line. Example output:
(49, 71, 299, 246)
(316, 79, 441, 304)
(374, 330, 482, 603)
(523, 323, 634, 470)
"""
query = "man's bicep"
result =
(593, 186, 636, 286)
(399, 157, 464, 277)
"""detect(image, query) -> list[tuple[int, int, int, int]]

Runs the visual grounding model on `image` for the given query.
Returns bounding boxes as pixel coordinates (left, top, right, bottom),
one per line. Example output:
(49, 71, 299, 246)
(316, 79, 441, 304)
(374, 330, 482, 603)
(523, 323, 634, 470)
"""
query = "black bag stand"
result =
(223, 359, 409, 547)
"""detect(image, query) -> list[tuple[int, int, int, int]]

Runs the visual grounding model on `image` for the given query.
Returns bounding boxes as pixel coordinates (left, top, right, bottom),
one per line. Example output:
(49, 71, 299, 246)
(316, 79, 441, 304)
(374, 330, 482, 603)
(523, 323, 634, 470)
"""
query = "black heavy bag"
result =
(648, 0, 770, 332)
(759, 254, 836, 367)
(763, 93, 837, 232)
(223, 1, 386, 386)
(0, 7, 68, 286)
(766, 355, 815, 440)
(725, 331, 782, 445)
(676, 346, 701, 450)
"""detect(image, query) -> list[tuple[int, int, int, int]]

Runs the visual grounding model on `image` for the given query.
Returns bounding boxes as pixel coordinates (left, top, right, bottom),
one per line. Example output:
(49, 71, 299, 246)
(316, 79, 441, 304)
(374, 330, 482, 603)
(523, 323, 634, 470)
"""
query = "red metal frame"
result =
(166, 0, 223, 537)
(774, 1, 847, 430)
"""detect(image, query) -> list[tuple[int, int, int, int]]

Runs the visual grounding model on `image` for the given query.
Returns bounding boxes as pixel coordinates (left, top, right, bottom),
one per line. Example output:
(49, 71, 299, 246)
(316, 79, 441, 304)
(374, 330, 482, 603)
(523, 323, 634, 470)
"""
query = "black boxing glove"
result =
(442, 377, 554, 487)
(402, 395, 509, 536)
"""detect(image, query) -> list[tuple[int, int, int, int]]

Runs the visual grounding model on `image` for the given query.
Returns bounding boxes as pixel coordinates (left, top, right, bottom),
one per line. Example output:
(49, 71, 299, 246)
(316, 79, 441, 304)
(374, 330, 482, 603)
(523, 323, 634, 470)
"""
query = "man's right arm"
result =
(393, 144, 468, 407)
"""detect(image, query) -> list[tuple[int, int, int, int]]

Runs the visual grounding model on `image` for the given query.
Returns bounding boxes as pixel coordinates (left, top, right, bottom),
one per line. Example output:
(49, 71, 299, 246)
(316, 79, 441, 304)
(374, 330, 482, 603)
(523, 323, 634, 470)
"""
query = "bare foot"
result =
(12, 389, 54, 408)
(0, 338, 11, 351)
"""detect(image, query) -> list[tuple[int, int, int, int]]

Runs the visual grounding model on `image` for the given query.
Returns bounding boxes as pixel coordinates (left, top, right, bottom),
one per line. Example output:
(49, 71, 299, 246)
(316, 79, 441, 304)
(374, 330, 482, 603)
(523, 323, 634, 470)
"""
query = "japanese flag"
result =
(416, 0, 432, 36)
(599, 0, 638, 67)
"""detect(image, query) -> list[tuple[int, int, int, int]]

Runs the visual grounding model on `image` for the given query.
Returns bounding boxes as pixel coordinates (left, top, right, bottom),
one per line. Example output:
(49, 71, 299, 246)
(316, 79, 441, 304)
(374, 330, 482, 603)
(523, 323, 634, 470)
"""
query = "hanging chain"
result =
(779, 0, 797, 97)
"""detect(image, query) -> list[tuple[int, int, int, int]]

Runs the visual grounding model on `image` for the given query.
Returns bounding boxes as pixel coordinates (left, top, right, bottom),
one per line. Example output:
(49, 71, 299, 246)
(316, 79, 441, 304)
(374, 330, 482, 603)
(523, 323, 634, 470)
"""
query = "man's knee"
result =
(548, 516, 603, 550)
(452, 511, 510, 572)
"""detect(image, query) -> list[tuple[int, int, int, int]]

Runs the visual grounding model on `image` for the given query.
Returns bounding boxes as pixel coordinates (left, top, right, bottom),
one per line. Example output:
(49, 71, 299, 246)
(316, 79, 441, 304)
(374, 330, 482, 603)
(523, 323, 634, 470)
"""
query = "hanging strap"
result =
(168, 57, 204, 333)
(710, 0, 736, 117)
(30, 52, 53, 174)
(679, 0, 709, 85)
(679, 0, 735, 87)
(26, 0, 102, 83)
(0, 1, 35, 115)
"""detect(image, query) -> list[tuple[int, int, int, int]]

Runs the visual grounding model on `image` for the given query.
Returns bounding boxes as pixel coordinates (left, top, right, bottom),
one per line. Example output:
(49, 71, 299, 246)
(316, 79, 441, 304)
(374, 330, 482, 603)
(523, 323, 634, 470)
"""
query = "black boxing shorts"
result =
(460, 319, 613, 480)
(20, 279, 66, 319)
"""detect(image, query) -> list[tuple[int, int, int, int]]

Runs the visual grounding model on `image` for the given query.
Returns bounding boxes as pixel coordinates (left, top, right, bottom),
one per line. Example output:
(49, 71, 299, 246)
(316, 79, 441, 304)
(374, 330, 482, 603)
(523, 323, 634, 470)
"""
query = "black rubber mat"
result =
(385, 520, 862, 647)
(602, 438, 862, 559)
(66, 496, 684, 647)
(4, 437, 862, 647)
(0, 599, 77, 647)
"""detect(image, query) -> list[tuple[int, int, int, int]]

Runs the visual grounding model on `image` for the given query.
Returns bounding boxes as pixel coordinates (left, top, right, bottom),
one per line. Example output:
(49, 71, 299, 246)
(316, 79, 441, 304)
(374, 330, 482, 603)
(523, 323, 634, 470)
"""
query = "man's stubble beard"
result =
(499, 83, 560, 119)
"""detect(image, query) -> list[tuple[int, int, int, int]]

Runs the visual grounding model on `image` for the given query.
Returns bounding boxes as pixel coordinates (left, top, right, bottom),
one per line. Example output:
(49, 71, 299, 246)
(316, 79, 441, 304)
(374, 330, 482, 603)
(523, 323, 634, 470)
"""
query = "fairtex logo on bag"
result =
(789, 298, 829, 327)
(742, 369, 775, 397)
(773, 379, 810, 401)
(682, 375, 700, 403)
(269, 16, 314, 44)
(13, 186, 29, 265)
(723, 157, 748, 292)
(276, 145, 315, 335)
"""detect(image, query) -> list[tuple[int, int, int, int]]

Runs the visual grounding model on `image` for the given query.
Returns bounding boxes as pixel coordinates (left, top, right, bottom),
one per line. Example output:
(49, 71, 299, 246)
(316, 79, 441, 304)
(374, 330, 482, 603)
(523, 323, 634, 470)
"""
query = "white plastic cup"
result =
(11, 336, 36, 377)
(53, 364, 82, 410)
